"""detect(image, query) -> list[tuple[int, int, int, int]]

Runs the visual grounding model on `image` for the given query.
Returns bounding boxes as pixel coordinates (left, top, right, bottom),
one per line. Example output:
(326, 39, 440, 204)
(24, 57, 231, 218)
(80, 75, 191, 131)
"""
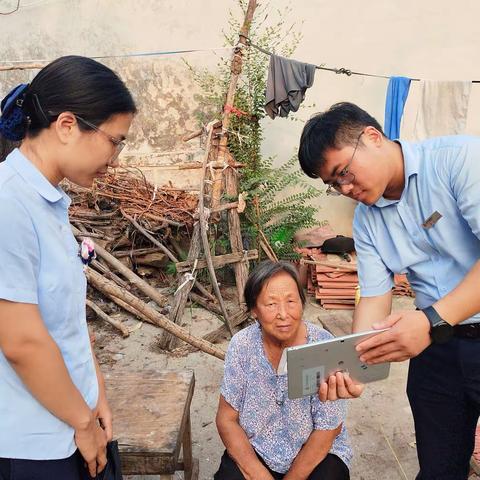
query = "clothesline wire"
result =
(0, 46, 234, 67)
(248, 40, 480, 84)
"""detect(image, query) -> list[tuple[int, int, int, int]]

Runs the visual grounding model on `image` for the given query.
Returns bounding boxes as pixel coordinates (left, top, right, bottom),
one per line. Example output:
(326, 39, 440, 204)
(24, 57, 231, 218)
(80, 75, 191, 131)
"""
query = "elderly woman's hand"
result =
(318, 371, 365, 402)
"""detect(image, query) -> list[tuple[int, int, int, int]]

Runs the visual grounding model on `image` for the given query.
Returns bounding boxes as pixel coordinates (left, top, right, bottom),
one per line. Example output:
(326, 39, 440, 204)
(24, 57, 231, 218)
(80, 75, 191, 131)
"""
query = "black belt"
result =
(454, 323, 480, 339)
(416, 308, 480, 339)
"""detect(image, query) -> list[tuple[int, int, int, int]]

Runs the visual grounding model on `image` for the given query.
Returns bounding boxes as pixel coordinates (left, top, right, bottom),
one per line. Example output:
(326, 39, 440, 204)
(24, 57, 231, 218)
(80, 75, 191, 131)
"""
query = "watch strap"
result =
(422, 305, 445, 329)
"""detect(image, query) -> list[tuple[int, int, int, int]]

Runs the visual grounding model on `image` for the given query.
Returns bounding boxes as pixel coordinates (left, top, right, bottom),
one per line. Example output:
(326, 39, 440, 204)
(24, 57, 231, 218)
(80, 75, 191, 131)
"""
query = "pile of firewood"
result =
(67, 168, 197, 272)
(65, 169, 246, 360)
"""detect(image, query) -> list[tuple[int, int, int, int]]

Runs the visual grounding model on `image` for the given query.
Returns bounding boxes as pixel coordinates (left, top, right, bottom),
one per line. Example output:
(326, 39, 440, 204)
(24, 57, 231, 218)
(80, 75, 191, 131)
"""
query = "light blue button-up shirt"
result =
(0, 149, 98, 459)
(354, 136, 480, 324)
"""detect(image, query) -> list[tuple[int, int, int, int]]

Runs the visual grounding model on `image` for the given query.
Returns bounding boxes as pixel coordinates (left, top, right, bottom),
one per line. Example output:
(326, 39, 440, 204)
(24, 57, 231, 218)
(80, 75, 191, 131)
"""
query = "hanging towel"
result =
(265, 54, 316, 119)
(413, 80, 472, 139)
(384, 76, 411, 140)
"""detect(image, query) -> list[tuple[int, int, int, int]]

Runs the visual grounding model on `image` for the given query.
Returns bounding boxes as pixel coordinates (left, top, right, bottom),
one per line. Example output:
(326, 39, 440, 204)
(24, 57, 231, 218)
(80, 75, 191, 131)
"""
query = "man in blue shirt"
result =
(297, 102, 480, 480)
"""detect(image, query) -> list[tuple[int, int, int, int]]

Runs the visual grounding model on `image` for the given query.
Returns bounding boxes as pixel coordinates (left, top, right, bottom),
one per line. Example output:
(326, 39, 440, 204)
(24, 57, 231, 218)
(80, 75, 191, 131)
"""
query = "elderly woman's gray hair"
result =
(244, 260, 306, 312)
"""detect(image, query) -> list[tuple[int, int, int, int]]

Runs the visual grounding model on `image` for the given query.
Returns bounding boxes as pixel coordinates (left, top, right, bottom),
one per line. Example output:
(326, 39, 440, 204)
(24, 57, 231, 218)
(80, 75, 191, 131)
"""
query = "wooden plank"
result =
(182, 415, 194, 480)
(176, 249, 258, 273)
(320, 313, 353, 337)
(105, 370, 195, 475)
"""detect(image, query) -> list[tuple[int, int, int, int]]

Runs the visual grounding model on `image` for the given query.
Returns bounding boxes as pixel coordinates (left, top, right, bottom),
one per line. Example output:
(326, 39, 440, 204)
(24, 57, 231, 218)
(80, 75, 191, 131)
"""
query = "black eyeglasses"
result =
(325, 132, 363, 196)
(75, 115, 126, 165)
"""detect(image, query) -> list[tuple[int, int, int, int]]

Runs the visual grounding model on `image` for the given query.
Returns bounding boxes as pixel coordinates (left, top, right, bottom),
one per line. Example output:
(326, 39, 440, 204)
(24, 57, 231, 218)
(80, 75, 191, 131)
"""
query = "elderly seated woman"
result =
(214, 260, 352, 480)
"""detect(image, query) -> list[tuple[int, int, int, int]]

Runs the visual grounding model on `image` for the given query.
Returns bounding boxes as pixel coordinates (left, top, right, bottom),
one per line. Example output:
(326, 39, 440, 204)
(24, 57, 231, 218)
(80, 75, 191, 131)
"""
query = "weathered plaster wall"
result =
(1, 0, 480, 235)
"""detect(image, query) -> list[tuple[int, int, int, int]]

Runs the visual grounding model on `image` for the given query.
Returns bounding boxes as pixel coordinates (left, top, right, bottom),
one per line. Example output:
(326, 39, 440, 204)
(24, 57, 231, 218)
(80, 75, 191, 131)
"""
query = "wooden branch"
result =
(193, 201, 239, 219)
(172, 310, 249, 356)
(85, 268, 225, 360)
(160, 223, 202, 350)
(139, 213, 184, 228)
(72, 225, 169, 307)
(86, 299, 130, 337)
(121, 209, 177, 263)
(259, 230, 278, 262)
(211, 0, 257, 207)
(188, 292, 221, 315)
(73, 231, 113, 240)
(198, 123, 235, 335)
(176, 249, 258, 273)
(91, 259, 130, 290)
(99, 289, 153, 325)
(121, 212, 214, 304)
(182, 121, 222, 142)
(113, 247, 164, 258)
(74, 223, 130, 289)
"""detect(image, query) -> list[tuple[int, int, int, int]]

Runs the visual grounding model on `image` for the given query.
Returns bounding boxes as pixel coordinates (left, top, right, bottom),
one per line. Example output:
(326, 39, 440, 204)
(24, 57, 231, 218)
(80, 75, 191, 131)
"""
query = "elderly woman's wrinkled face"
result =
(252, 271, 303, 343)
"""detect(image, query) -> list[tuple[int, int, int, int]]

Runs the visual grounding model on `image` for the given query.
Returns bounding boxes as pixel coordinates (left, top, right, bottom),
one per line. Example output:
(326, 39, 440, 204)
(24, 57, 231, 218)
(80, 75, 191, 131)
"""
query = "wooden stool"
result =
(105, 369, 199, 479)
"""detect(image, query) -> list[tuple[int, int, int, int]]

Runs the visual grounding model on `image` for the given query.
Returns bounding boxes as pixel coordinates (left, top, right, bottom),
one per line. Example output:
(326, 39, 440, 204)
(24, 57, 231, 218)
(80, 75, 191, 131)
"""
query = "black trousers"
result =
(214, 449, 350, 480)
(407, 337, 480, 479)
(0, 450, 91, 480)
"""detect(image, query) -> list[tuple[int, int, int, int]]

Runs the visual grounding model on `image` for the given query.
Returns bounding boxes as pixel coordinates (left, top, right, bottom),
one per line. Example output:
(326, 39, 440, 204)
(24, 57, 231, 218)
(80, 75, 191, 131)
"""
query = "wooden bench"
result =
(105, 369, 199, 479)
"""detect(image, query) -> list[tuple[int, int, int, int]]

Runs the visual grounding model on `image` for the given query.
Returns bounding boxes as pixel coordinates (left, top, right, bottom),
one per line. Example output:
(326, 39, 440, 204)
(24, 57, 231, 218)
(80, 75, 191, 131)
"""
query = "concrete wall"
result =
(1, 0, 480, 235)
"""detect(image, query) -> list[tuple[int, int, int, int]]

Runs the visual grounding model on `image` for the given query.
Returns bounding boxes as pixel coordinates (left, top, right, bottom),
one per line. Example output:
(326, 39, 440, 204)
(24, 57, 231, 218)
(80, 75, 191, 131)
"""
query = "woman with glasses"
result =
(214, 261, 352, 480)
(0, 56, 136, 480)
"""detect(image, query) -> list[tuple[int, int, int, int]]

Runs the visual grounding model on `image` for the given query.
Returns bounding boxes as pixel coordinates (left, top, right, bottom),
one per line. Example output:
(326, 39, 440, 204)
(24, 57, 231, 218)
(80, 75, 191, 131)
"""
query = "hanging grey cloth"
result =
(265, 54, 316, 119)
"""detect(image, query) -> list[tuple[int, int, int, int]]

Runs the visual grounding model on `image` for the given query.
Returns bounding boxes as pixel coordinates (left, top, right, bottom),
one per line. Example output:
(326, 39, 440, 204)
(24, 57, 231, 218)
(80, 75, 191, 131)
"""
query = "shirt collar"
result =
(5, 148, 70, 206)
(374, 140, 421, 208)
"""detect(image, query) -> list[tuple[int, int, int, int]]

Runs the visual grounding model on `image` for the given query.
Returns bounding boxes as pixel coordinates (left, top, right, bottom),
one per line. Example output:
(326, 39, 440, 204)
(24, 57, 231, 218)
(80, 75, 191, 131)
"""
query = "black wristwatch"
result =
(421, 306, 454, 344)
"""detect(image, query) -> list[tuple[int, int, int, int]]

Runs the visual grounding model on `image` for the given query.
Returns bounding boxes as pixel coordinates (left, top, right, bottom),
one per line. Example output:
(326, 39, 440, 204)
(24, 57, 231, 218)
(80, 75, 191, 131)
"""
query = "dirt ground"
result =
(91, 295, 478, 480)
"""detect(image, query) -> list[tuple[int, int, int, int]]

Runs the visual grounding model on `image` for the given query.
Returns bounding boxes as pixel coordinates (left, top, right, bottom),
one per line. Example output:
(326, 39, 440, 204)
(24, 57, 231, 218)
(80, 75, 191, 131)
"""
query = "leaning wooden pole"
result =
(211, 0, 257, 304)
(198, 123, 235, 335)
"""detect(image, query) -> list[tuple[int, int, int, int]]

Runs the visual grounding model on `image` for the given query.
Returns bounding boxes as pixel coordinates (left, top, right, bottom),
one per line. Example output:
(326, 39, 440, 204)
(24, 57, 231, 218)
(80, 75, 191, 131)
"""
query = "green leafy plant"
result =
(188, 0, 323, 260)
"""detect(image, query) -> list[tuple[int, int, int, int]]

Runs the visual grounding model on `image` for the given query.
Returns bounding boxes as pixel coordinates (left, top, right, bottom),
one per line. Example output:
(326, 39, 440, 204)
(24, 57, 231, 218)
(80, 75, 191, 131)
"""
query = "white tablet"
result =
(285, 329, 391, 399)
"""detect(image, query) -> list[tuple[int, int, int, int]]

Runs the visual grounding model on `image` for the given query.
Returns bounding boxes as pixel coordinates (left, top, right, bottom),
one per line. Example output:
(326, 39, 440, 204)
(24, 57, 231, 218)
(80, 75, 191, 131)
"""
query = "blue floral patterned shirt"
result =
(221, 322, 352, 474)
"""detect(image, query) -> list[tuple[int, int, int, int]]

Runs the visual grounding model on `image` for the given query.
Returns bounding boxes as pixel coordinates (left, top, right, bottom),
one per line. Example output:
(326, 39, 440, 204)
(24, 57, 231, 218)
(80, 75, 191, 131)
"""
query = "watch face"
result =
(432, 323, 454, 344)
